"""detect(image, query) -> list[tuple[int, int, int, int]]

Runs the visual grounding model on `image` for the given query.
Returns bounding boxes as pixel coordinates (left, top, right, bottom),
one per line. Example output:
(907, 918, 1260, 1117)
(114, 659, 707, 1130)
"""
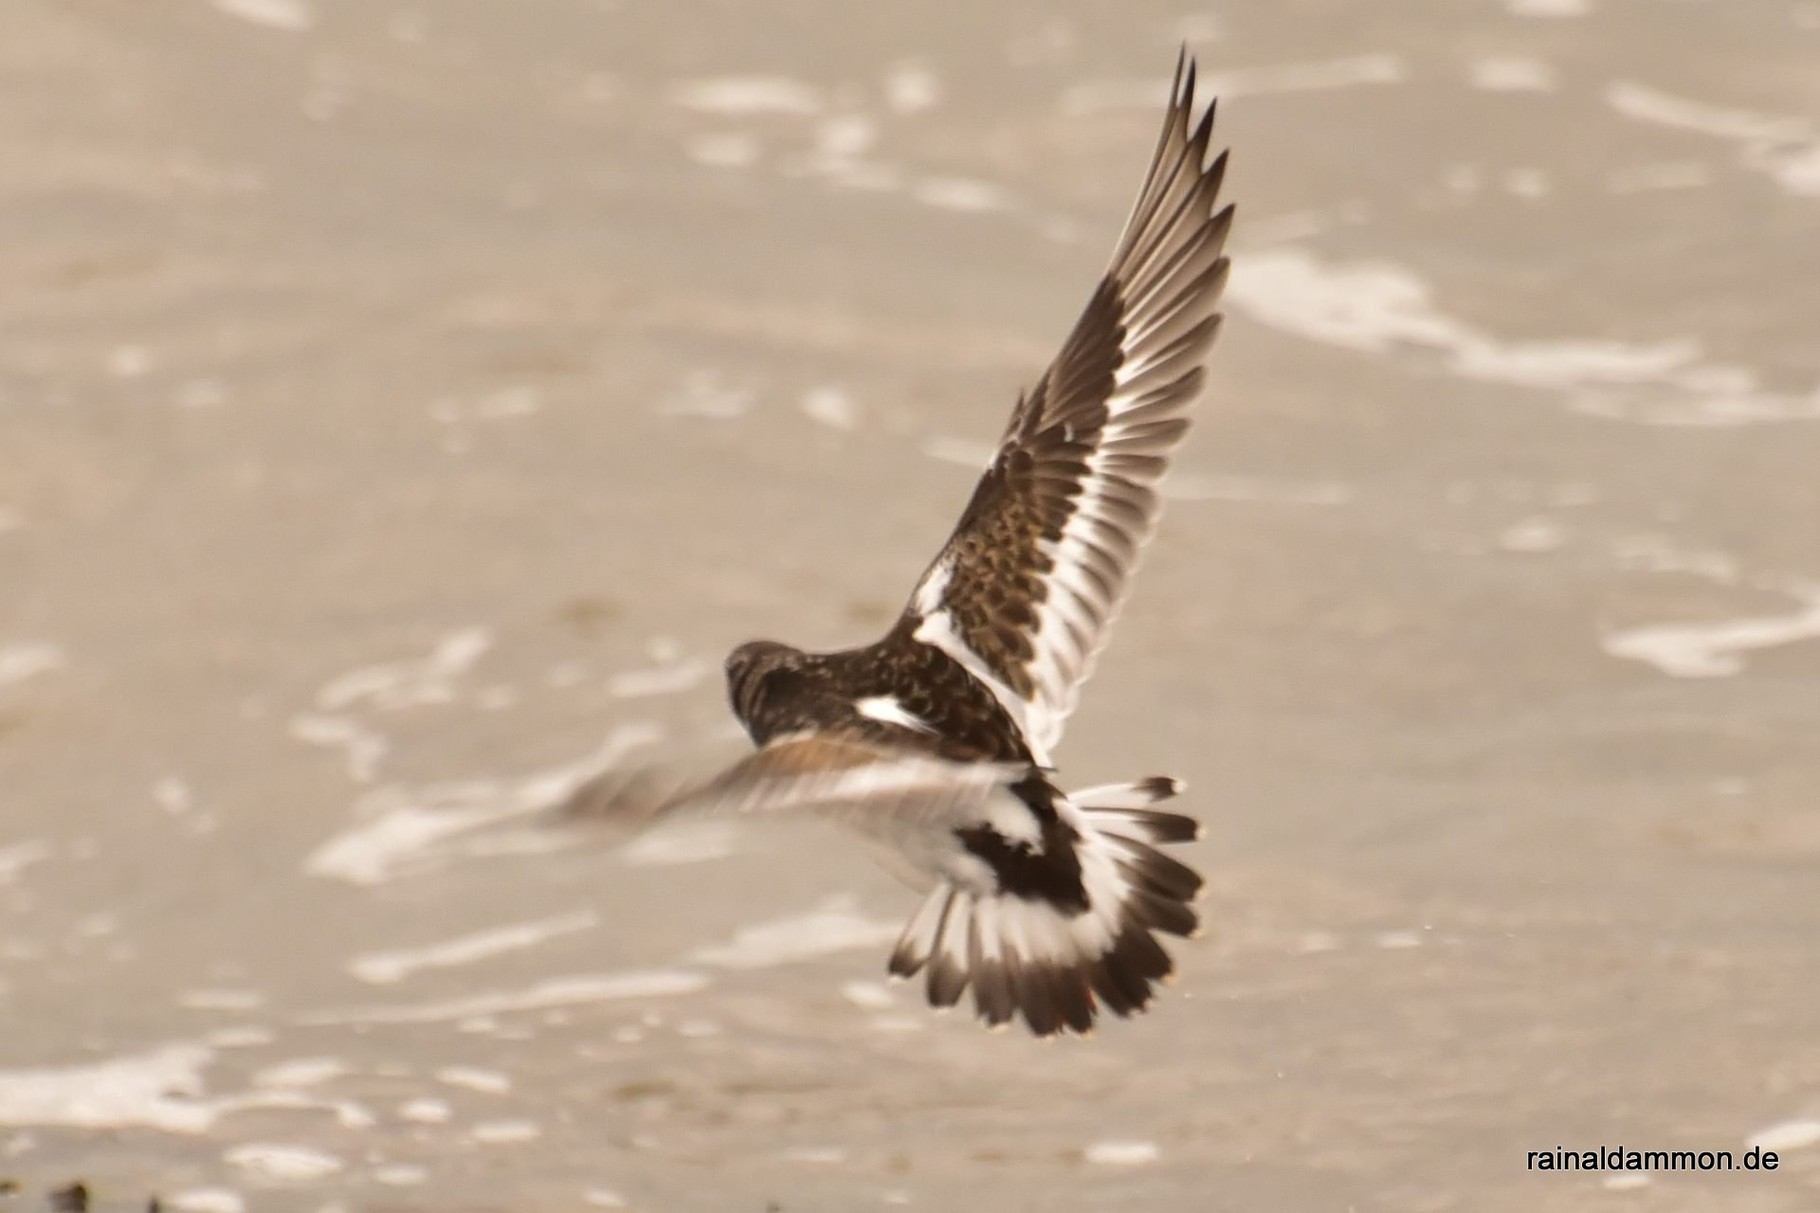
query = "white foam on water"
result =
(619, 820, 738, 866)
(660, 371, 756, 419)
(0, 841, 51, 886)
(1601, 584, 1820, 678)
(1375, 930, 1424, 950)
(153, 777, 194, 815)
(476, 386, 541, 420)
(436, 1066, 510, 1094)
(1607, 81, 1807, 146)
(1507, 0, 1587, 15)
(304, 722, 660, 884)
(840, 980, 895, 1009)
(912, 177, 1012, 214)
(169, 1189, 246, 1213)
(1084, 1139, 1160, 1166)
(1603, 1174, 1651, 1190)
(1498, 517, 1566, 553)
(349, 910, 597, 984)
(1579, 387, 1820, 427)
(212, 0, 313, 31)
(306, 969, 709, 1026)
(1607, 81, 1820, 199)
(1773, 144, 1820, 195)
(1747, 1118, 1820, 1151)
(316, 627, 493, 712)
(0, 1044, 371, 1133)
(1231, 247, 1820, 425)
(398, 1098, 451, 1123)
(1469, 57, 1557, 92)
(372, 1165, 427, 1186)
(207, 1028, 275, 1049)
(687, 133, 761, 169)
(1231, 248, 1679, 373)
(784, 1146, 846, 1164)
(0, 1044, 216, 1132)
(304, 791, 514, 883)
(815, 115, 877, 160)
(670, 77, 822, 117)
(584, 1189, 629, 1208)
(801, 386, 859, 431)
(179, 989, 264, 1012)
(1066, 54, 1403, 113)
(470, 1119, 541, 1144)
(690, 895, 900, 970)
(606, 659, 712, 699)
(288, 714, 389, 783)
(0, 643, 63, 687)
(252, 1058, 348, 1089)
(884, 62, 941, 114)
(1503, 167, 1551, 199)
(1612, 535, 1737, 584)
(224, 1143, 343, 1181)
(1164, 474, 1351, 506)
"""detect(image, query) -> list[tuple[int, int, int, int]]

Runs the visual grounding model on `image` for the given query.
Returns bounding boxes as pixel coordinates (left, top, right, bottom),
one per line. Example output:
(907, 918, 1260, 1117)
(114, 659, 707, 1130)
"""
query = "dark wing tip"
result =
(1141, 774, 1186, 800)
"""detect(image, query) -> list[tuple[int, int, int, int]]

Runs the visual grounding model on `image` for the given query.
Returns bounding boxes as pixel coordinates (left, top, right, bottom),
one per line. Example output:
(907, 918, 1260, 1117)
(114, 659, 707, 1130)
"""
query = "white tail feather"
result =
(884, 778, 1202, 1036)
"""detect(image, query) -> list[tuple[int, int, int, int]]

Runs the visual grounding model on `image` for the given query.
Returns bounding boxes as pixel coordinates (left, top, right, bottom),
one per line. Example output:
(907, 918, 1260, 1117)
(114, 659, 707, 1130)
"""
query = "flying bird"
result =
(582, 53, 1233, 1037)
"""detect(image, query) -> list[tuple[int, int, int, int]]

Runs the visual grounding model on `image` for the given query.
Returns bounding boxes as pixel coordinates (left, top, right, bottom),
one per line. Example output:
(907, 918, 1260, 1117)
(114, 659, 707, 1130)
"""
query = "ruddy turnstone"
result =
(589, 53, 1231, 1036)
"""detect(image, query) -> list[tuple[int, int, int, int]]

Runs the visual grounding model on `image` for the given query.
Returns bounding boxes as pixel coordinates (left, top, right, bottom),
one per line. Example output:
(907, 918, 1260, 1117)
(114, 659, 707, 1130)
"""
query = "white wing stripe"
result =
(1023, 435, 1175, 749)
(911, 608, 1054, 768)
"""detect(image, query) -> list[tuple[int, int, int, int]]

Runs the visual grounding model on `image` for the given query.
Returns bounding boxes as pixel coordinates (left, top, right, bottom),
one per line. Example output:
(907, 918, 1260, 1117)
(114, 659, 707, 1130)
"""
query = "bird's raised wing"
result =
(901, 54, 1233, 760)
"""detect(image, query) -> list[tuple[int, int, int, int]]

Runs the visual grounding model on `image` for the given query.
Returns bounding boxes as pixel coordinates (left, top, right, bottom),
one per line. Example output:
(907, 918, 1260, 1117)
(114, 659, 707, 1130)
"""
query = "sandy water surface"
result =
(3, 1, 1819, 1210)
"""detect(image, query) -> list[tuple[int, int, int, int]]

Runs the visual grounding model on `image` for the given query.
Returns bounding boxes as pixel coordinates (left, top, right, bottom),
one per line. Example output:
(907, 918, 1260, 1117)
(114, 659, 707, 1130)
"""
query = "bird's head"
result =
(724, 640, 803, 727)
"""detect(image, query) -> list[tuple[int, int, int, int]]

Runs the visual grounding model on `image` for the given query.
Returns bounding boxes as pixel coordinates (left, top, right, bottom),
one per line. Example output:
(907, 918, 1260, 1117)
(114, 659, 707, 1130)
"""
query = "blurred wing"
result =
(903, 53, 1233, 759)
(563, 734, 1022, 832)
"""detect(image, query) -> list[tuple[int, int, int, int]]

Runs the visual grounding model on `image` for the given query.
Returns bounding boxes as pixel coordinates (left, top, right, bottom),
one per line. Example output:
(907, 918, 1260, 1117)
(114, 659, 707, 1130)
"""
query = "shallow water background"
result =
(3, 1, 1819, 1210)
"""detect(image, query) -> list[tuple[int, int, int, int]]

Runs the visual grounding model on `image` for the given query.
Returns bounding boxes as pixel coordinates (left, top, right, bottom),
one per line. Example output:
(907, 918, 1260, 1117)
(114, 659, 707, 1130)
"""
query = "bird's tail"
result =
(887, 775, 1203, 1037)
